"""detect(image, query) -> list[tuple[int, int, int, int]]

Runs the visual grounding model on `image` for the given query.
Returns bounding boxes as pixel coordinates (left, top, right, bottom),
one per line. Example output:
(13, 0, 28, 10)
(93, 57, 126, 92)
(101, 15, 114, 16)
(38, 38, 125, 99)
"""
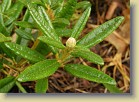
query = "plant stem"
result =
(58, 47, 74, 64)
(16, 81, 27, 93)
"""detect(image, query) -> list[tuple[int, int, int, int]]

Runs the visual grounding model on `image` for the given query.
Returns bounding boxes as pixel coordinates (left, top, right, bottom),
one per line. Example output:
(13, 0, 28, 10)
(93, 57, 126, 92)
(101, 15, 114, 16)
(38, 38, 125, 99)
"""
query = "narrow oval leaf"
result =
(103, 83, 122, 93)
(27, 3, 60, 41)
(0, 33, 11, 42)
(4, 1, 24, 26)
(72, 46, 104, 65)
(77, 16, 124, 48)
(0, 80, 15, 93)
(65, 64, 116, 85)
(41, 0, 49, 4)
(54, 1, 64, 17)
(14, 21, 35, 28)
(0, 15, 9, 36)
(15, 29, 34, 41)
(17, 59, 60, 82)
(55, 28, 72, 37)
(38, 36, 65, 49)
(35, 42, 51, 55)
(36, 6, 60, 53)
(4, 42, 45, 62)
(1, 0, 12, 12)
(52, 18, 70, 28)
(0, 76, 14, 88)
(71, 7, 91, 39)
(48, 0, 63, 9)
(0, 76, 15, 93)
(76, 1, 91, 10)
(56, 0, 77, 20)
(35, 78, 48, 93)
(0, 43, 16, 58)
(0, 3, 9, 36)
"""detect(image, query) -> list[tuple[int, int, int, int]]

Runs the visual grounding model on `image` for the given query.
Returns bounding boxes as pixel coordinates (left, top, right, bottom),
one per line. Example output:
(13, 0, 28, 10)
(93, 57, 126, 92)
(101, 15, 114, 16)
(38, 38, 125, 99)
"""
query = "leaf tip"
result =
(100, 61, 104, 66)
(17, 78, 23, 82)
(109, 80, 117, 85)
(116, 16, 125, 23)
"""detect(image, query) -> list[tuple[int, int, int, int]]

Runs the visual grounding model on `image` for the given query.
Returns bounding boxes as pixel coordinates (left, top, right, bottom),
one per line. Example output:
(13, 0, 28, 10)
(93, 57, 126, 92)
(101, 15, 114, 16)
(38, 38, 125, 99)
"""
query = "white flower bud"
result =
(66, 37, 76, 48)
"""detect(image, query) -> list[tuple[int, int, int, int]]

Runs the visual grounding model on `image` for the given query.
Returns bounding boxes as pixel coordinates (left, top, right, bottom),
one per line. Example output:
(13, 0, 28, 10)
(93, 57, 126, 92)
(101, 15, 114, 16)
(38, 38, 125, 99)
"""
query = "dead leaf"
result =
(105, 31, 129, 54)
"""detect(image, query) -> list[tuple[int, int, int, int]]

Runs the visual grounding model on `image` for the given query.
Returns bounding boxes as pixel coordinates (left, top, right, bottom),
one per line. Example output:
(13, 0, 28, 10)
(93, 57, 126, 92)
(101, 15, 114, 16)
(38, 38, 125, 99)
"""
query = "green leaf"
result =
(37, 6, 54, 30)
(0, 76, 14, 88)
(54, 0, 64, 16)
(15, 9, 33, 45)
(16, 0, 28, 5)
(27, 3, 60, 41)
(0, 0, 12, 12)
(38, 36, 65, 49)
(56, 0, 77, 20)
(14, 21, 35, 28)
(41, 0, 49, 4)
(32, 0, 44, 5)
(0, 43, 16, 58)
(4, 1, 24, 26)
(76, 1, 91, 10)
(0, 76, 15, 93)
(37, 6, 60, 53)
(55, 28, 72, 37)
(77, 16, 124, 48)
(0, 33, 12, 43)
(7, 23, 14, 33)
(17, 59, 60, 82)
(15, 29, 34, 41)
(0, 62, 3, 69)
(42, 0, 63, 9)
(35, 42, 51, 55)
(52, 18, 70, 28)
(72, 46, 104, 65)
(4, 42, 45, 63)
(0, 8, 9, 36)
(65, 64, 116, 85)
(71, 7, 91, 39)
(35, 78, 48, 93)
(0, 27, 13, 59)
(103, 83, 122, 93)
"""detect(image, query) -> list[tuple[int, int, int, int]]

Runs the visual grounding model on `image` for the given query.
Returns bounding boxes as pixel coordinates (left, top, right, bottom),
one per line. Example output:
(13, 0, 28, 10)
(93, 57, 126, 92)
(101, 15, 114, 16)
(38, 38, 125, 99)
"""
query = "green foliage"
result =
(72, 46, 104, 65)
(35, 78, 48, 93)
(0, 33, 11, 42)
(52, 18, 70, 28)
(76, 1, 91, 10)
(4, 42, 45, 63)
(77, 16, 124, 48)
(71, 7, 91, 39)
(103, 83, 122, 93)
(0, 62, 2, 69)
(0, 0, 124, 93)
(0, 0, 12, 12)
(0, 76, 15, 93)
(17, 60, 60, 82)
(38, 36, 65, 49)
(15, 29, 34, 41)
(65, 64, 116, 85)
(27, 3, 60, 42)
(4, 1, 24, 26)
(56, 0, 77, 20)
(14, 21, 35, 29)
(55, 28, 72, 37)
